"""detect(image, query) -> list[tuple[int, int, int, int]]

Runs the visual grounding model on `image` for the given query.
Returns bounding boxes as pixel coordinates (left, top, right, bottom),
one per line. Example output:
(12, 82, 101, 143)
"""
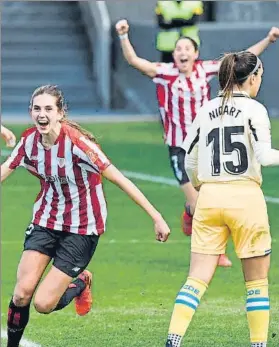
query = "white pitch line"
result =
(1, 329, 41, 347)
(122, 170, 279, 205)
(1, 150, 278, 204)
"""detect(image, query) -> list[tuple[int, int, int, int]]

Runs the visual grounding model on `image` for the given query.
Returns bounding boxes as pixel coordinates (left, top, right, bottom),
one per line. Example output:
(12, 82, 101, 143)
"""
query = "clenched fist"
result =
(115, 19, 129, 36)
(268, 27, 279, 43)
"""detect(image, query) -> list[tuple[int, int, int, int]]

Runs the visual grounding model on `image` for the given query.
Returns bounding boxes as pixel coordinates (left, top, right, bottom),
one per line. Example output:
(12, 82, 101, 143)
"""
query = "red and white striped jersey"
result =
(153, 60, 219, 147)
(7, 123, 111, 236)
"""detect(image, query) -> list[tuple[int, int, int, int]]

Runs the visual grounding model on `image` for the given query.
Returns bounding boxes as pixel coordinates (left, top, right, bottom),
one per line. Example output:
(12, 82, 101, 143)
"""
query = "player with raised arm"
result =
(165, 51, 279, 347)
(116, 19, 279, 267)
(1, 85, 170, 347)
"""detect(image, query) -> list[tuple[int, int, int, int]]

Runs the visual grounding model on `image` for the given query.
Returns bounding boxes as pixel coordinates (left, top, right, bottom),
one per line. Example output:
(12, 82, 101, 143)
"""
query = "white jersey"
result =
(182, 91, 279, 187)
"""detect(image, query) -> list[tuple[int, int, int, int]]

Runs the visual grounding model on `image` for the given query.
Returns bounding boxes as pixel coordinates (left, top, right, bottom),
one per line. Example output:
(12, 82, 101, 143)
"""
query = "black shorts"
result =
(24, 224, 99, 278)
(168, 146, 190, 185)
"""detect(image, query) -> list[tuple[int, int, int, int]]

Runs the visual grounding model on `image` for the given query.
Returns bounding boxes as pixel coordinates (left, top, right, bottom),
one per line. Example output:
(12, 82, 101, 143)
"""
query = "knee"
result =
(33, 296, 55, 314)
(13, 285, 33, 307)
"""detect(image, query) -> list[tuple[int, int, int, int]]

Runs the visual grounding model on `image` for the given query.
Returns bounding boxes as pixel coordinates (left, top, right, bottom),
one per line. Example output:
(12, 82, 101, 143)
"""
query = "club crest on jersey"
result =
(87, 151, 98, 163)
(57, 157, 65, 168)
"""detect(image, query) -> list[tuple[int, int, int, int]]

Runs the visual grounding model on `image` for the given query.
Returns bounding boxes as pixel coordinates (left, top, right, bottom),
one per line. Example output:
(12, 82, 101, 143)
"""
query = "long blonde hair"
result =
(30, 85, 98, 143)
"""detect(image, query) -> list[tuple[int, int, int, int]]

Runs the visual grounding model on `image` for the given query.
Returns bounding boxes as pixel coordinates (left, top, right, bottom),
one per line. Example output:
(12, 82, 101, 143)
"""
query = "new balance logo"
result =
(25, 224, 34, 235)
(72, 267, 81, 273)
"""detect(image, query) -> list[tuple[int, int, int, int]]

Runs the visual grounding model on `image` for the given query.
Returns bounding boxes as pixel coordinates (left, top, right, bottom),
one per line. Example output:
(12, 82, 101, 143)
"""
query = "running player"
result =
(1, 85, 170, 347)
(165, 51, 279, 347)
(116, 20, 279, 266)
(1, 125, 16, 147)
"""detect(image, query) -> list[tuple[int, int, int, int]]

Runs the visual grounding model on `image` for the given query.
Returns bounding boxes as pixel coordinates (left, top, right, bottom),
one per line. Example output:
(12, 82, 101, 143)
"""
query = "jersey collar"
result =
(218, 90, 251, 98)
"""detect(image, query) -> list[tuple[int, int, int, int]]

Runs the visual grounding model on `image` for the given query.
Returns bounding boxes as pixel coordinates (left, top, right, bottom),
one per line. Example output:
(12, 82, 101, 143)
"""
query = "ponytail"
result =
(61, 117, 98, 144)
(218, 51, 260, 115)
(219, 54, 237, 115)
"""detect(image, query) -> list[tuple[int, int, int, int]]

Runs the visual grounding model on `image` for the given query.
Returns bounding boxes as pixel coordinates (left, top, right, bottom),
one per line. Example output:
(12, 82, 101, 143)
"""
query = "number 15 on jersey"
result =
(206, 126, 248, 176)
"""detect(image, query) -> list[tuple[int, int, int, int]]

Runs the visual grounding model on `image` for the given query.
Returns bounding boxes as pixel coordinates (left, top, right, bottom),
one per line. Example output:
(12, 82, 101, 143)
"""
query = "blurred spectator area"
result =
(1, 1, 101, 115)
(106, 1, 279, 23)
(106, 1, 279, 116)
(1, 1, 279, 117)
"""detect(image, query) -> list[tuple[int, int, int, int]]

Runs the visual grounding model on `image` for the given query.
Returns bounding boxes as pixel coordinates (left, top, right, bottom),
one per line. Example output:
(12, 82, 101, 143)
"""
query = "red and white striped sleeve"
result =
(6, 134, 27, 170)
(74, 136, 111, 173)
(153, 63, 176, 81)
(201, 60, 220, 81)
(64, 125, 111, 173)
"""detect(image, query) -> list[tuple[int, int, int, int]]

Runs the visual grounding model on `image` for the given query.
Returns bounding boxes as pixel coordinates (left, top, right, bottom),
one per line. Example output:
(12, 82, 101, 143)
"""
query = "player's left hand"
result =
(154, 216, 171, 242)
(268, 27, 279, 43)
(1, 125, 16, 148)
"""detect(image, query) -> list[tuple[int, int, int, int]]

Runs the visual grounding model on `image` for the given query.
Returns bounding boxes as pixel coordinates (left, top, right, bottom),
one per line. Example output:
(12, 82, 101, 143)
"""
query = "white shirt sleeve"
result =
(249, 103, 279, 166)
(181, 114, 201, 187)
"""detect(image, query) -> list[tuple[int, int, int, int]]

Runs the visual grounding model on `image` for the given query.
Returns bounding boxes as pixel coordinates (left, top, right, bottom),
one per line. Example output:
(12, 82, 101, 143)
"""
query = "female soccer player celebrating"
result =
(165, 51, 279, 347)
(1, 85, 170, 347)
(116, 19, 279, 266)
(1, 125, 16, 147)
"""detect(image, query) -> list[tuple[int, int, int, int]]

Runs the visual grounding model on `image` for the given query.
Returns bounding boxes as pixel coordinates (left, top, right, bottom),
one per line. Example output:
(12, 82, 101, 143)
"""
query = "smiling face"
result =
(30, 93, 63, 134)
(172, 37, 199, 73)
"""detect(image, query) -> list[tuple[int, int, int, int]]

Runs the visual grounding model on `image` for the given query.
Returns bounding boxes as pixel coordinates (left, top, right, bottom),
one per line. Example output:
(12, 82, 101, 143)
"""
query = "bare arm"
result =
(103, 164, 163, 220)
(246, 27, 279, 56)
(1, 162, 14, 182)
(102, 164, 170, 242)
(115, 19, 158, 78)
(1, 125, 16, 148)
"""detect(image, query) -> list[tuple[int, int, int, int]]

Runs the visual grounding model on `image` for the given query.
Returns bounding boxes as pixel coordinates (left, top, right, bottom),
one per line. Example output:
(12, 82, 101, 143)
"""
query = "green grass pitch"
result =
(1, 120, 279, 347)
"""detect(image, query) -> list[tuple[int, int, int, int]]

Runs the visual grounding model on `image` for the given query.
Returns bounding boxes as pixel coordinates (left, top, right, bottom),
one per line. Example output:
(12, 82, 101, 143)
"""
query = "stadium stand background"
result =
(108, 1, 279, 116)
(1, 1, 279, 119)
(1, 1, 100, 115)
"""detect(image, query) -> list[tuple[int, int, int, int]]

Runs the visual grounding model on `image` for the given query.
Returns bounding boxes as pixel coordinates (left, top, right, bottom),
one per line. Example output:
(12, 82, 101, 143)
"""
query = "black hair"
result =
(175, 36, 199, 52)
(219, 51, 261, 113)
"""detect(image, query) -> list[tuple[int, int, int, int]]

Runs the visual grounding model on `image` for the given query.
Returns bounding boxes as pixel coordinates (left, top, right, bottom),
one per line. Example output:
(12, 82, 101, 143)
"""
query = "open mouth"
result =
(180, 58, 188, 63)
(37, 120, 49, 128)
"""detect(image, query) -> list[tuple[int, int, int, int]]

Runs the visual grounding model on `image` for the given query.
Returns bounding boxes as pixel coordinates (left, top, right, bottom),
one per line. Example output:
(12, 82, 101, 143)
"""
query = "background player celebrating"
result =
(1, 85, 170, 347)
(116, 19, 279, 266)
(165, 51, 279, 347)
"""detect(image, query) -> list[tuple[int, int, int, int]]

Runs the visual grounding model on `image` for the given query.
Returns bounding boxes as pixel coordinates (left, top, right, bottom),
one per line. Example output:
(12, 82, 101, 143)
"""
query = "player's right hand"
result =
(268, 26, 279, 43)
(115, 19, 129, 35)
(1, 125, 16, 148)
(154, 216, 171, 242)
